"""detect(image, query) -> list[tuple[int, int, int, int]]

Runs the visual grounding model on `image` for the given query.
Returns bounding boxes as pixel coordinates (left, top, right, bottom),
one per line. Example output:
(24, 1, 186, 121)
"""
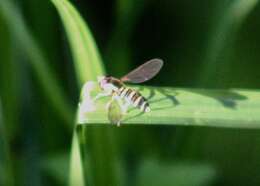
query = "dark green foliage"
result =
(0, 0, 260, 185)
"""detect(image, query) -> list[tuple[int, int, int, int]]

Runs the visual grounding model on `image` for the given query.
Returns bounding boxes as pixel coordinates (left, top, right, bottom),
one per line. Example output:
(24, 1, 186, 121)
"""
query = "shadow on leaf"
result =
(124, 88, 180, 121)
(189, 89, 247, 109)
(123, 87, 248, 122)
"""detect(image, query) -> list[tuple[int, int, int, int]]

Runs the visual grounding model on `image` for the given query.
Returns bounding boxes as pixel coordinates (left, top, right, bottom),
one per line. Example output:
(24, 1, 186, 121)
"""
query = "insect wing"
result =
(108, 98, 123, 126)
(121, 58, 163, 83)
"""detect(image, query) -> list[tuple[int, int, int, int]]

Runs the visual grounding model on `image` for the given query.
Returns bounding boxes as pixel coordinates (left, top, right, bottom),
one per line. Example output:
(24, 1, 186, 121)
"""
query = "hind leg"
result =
(112, 95, 130, 114)
(93, 91, 112, 101)
(121, 102, 130, 114)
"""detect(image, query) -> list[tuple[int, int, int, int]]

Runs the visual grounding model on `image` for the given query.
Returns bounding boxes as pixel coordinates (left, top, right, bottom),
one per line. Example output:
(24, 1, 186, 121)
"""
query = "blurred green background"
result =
(1, 0, 260, 185)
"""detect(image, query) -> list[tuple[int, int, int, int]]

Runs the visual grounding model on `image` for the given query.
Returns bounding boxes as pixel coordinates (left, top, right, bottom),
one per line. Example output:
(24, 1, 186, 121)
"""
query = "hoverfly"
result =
(94, 58, 163, 126)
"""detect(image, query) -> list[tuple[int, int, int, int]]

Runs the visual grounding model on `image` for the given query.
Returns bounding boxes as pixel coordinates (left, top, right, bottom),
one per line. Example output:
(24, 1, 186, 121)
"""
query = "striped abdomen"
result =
(117, 87, 150, 112)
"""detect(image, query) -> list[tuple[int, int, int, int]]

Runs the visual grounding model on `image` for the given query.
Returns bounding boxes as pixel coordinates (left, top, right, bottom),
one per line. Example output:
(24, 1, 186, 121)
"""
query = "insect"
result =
(94, 58, 163, 126)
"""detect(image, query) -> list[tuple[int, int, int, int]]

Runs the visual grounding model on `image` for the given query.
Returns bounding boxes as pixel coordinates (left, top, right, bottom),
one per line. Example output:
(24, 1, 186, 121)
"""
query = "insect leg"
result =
(93, 91, 111, 101)
(105, 99, 112, 110)
(112, 94, 127, 113)
(113, 95, 130, 114)
(105, 95, 116, 110)
(122, 102, 130, 114)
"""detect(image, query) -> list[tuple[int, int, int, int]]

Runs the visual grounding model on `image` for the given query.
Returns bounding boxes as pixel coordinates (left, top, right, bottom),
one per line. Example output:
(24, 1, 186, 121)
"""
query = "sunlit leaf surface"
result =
(78, 83, 260, 129)
(51, 0, 105, 85)
(51, 1, 110, 186)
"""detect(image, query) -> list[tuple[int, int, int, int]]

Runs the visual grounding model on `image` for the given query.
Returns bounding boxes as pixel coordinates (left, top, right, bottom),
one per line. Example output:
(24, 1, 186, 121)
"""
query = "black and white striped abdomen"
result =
(117, 87, 150, 112)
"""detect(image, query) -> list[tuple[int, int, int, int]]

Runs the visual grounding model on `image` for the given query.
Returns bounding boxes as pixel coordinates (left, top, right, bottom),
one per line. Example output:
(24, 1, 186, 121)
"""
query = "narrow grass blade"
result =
(198, 0, 258, 86)
(0, 99, 14, 186)
(51, 0, 105, 85)
(137, 159, 216, 186)
(42, 153, 70, 185)
(0, 12, 19, 139)
(69, 130, 85, 186)
(0, 0, 73, 127)
(51, 1, 120, 186)
(105, 0, 147, 75)
(79, 85, 260, 129)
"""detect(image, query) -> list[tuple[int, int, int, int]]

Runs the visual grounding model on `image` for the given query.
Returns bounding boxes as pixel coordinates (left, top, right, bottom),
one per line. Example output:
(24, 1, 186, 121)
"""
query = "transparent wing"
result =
(121, 58, 163, 83)
(108, 98, 123, 126)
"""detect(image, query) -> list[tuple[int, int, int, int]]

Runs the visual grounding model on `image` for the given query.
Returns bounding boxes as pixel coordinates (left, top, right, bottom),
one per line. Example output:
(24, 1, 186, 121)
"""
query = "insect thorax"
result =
(100, 76, 123, 92)
(107, 77, 123, 89)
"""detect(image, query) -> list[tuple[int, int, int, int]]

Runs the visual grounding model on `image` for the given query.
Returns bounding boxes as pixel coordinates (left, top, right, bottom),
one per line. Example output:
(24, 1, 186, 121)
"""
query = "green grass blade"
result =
(0, 13, 16, 186)
(198, 0, 258, 86)
(0, 0, 73, 127)
(78, 85, 260, 129)
(51, 0, 105, 85)
(42, 153, 70, 185)
(0, 11, 19, 139)
(51, 1, 120, 186)
(105, 0, 147, 75)
(69, 130, 85, 186)
(137, 159, 216, 186)
(0, 99, 14, 186)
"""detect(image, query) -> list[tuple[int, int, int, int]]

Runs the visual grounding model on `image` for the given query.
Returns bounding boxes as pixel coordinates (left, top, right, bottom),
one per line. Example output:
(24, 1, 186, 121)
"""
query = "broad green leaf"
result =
(51, 0, 105, 85)
(78, 84, 260, 129)
(0, 0, 73, 127)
